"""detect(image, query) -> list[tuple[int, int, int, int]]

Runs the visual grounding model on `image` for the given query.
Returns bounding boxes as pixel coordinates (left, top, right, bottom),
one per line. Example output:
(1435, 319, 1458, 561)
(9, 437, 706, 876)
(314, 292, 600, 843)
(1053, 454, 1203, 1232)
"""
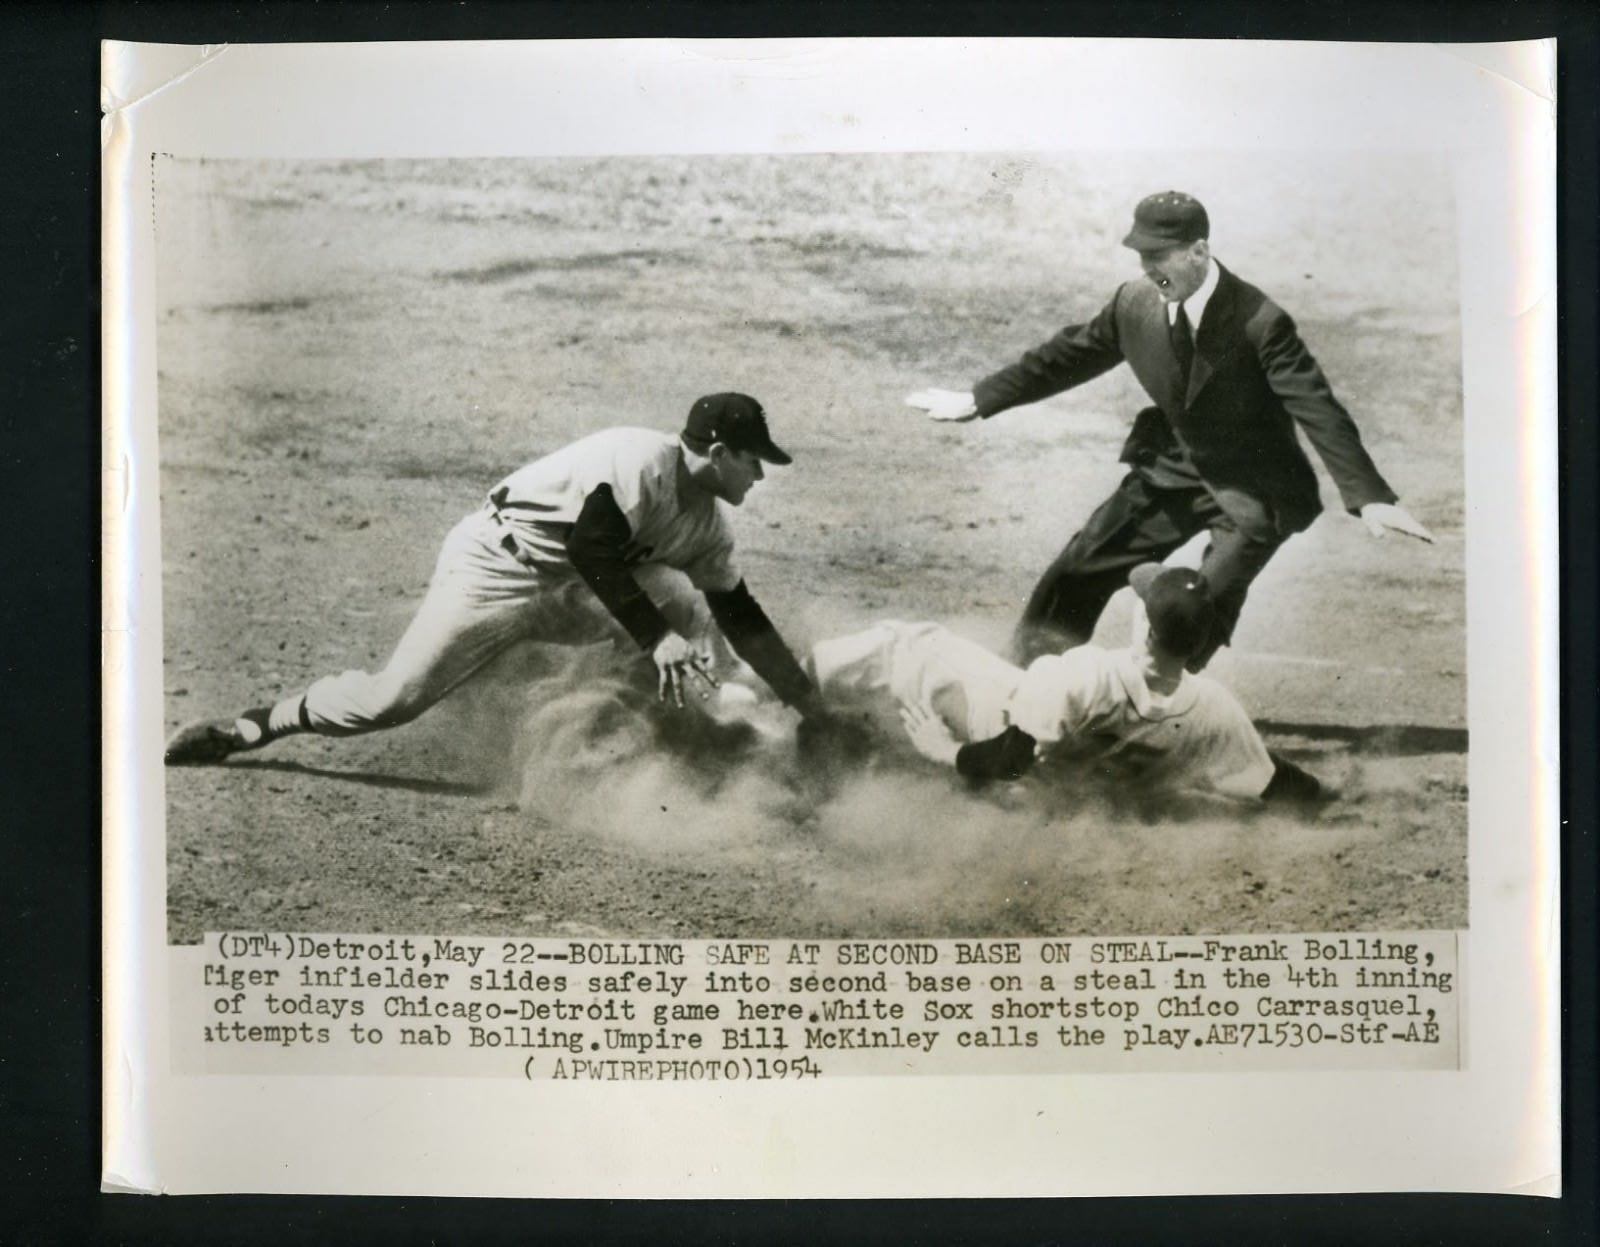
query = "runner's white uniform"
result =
(809, 622, 1275, 798)
(301, 429, 734, 735)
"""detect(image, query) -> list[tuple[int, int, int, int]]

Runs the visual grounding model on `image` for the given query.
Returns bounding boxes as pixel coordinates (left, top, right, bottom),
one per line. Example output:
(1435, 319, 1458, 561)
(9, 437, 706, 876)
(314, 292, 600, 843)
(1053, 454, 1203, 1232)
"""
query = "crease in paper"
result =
(1435, 41, 1555, 110)
(101, 41, 231, 116)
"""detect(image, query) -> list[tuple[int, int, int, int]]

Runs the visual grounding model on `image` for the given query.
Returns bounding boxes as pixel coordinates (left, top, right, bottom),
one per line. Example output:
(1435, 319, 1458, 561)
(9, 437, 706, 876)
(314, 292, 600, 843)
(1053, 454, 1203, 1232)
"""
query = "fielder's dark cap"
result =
(1122, 191, 1210, 252)
(682, 392, 792, 465)
(1129, 562, 1216, 661)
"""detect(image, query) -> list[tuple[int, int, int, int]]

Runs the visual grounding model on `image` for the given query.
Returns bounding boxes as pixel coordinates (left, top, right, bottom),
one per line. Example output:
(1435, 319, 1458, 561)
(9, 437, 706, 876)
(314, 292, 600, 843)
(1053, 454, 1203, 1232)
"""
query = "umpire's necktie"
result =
(1170, 300, 1195, 387)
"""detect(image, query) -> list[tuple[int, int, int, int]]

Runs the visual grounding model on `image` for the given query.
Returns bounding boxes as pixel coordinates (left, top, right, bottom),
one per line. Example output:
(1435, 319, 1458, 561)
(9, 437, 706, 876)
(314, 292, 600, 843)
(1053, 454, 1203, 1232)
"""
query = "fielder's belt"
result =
(486, 486, 569, 569)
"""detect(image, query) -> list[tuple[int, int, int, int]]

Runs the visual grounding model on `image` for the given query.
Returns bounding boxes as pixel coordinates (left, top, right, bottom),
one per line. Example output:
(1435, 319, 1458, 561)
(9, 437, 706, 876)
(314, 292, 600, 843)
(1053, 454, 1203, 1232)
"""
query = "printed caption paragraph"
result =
(173, 933, 1461, 1079)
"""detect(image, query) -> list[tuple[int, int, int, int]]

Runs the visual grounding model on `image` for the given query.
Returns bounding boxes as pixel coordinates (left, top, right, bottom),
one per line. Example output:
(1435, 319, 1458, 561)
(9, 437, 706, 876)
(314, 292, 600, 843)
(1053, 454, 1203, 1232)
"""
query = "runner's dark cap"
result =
(1122, 191, 1210, 251)
(1129, 563, 1216, 660)
(682, 393, 791, 465)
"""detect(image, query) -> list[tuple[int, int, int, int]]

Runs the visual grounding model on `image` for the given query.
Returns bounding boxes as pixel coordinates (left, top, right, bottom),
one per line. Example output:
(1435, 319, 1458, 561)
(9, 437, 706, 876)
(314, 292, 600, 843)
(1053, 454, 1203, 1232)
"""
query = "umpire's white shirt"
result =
(1167, 257, 1220, 328)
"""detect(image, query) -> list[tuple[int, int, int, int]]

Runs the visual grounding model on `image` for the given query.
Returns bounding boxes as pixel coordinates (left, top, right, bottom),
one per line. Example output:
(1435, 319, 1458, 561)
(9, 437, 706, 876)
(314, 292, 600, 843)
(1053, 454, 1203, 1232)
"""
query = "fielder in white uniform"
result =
(809, 562, 1326, 803)
(166, 393, 830, 765)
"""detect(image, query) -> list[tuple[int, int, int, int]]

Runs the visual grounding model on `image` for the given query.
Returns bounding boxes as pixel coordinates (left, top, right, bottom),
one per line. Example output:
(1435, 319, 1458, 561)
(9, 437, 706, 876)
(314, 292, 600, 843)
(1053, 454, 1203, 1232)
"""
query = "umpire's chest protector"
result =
(1118, 272, 1327, 539)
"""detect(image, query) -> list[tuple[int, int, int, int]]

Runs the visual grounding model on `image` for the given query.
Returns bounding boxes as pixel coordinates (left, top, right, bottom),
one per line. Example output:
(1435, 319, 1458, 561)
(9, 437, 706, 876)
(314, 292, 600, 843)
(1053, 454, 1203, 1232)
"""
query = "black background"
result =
(3, 2, 1594, 1242)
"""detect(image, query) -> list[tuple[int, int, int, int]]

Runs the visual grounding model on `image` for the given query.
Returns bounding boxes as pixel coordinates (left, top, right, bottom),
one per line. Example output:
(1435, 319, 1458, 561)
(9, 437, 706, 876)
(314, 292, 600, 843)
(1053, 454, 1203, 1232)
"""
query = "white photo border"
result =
(102, 38, 1558, 1197)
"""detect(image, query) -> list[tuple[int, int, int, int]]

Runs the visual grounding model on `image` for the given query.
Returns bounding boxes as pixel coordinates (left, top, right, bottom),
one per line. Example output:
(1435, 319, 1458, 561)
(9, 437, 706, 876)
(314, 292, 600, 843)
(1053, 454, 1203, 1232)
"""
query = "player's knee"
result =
(365, 675, 433, 728)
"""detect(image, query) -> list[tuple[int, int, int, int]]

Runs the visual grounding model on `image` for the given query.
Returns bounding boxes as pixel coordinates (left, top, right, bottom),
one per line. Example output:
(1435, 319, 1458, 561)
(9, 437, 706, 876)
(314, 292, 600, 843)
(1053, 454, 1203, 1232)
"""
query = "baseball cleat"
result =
(164, 707, 274, 766)
(164, 719, 247, 765)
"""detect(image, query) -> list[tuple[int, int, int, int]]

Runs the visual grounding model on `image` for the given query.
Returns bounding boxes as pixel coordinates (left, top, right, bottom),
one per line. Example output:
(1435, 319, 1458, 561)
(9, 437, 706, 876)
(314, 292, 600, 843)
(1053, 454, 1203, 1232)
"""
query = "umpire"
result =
(908, 190, 1433, 668)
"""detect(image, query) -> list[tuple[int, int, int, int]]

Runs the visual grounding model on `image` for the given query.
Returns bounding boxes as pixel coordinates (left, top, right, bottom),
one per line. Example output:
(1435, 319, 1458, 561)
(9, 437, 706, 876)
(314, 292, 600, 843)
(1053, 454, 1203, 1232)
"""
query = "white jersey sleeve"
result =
(588, 434, 741, 591)
(1006, 648, 1123, 747)
(575, 430, 671, 534)
(491, 428, 742, 587)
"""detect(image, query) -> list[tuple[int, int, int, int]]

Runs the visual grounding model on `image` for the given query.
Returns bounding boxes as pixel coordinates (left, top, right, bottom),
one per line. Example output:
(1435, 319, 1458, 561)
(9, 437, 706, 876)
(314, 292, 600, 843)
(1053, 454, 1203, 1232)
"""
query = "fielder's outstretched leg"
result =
(164, 519, 733, 766)
(165, 512, 545, 764)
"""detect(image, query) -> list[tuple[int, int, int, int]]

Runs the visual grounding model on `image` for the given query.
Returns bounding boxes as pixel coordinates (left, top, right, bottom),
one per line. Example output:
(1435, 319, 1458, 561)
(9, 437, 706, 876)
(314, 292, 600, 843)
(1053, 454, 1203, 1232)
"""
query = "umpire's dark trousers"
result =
(1009, 470, 1281, 669)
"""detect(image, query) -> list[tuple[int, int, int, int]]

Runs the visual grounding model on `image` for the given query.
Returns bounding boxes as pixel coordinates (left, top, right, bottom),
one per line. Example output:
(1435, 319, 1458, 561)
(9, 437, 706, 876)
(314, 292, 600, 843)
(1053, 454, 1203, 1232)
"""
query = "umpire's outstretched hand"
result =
(905, 388, 980, 422)
(1359, 501, 1435, 543)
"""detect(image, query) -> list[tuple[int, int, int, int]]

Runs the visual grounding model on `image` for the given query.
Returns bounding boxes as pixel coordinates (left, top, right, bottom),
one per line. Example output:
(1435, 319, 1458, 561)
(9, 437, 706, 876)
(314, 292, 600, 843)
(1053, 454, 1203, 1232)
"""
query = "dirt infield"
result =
(156, 154, 1466, 943)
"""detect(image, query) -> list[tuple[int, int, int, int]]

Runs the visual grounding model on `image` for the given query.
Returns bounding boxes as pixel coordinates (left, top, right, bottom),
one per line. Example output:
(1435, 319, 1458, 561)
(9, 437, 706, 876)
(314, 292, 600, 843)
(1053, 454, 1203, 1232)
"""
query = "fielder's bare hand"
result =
(905, 388, 980, 423)
(652, 632, 716, 707)
(899, 701, 962, 766)
(1359, 501, 1434, 543)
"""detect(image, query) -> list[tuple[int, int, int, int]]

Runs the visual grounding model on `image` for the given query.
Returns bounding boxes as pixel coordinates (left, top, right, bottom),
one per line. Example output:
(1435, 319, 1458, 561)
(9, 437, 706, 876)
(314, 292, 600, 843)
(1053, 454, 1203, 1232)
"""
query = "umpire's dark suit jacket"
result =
(970, 263, 1397, 541)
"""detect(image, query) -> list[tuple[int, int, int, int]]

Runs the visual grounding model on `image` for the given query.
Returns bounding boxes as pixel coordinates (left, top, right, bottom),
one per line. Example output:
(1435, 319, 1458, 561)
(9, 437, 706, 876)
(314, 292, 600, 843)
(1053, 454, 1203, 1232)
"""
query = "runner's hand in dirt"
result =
(1359, 501, 1435, 543)
(899, 701, 962, 766)
(652, 632, 717, 707)
(905, 388, 979, 423)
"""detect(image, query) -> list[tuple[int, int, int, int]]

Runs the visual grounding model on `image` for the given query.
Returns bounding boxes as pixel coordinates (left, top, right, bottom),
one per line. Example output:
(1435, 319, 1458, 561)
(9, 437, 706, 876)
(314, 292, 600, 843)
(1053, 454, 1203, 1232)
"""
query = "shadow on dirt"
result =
(1257, 721, 1468, 756)
(229, 758, 493, 797)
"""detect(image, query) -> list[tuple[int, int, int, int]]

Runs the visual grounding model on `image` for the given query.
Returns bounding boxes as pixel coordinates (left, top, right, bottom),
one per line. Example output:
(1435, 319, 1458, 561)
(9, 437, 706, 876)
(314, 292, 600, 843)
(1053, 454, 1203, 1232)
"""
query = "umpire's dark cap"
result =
(1122, 191, 1210, 251)
(683, 393, 792, 465)
(1129, 563, 1216, 661)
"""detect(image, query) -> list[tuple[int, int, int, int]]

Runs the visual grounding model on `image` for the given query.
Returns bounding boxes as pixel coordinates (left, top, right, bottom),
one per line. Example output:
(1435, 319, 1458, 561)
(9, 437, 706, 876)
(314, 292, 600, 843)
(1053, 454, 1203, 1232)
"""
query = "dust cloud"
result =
(469, 640, 1407, 937)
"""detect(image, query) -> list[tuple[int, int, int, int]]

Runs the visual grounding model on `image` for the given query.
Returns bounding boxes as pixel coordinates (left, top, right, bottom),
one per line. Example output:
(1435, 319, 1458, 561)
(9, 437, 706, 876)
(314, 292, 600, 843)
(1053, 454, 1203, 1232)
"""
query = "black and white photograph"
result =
(102, 37, 1559, 1199)
(155, 150, 1464, 942)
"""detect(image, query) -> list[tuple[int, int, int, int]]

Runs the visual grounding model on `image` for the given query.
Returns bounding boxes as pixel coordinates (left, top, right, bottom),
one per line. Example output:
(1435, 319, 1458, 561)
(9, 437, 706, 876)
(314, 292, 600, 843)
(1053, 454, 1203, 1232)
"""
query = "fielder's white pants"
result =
(809, 621, 1023, 745)
(301, 508, 718, 736)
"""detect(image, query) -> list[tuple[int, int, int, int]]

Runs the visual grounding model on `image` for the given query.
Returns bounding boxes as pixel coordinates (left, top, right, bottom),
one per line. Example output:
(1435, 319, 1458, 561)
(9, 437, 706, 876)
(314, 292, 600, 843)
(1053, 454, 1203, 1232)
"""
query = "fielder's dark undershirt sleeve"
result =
(1261, 751, 1326, 803)
(565, 484, 671, 652)
(955, 724, 1039, 782)
(704, 581, 814, 707)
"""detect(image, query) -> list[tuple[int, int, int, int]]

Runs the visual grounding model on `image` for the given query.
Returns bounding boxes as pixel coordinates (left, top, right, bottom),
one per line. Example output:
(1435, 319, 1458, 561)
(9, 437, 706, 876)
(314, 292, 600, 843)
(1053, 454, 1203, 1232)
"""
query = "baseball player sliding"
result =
(165, 393, 834, 766)
(808, 563, 1326, 804)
